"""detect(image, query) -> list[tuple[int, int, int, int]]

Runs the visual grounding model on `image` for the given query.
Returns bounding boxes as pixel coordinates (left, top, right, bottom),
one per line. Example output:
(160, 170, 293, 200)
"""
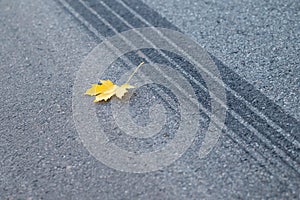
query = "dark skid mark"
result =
(87, 0, 146, 31)
(54, 0, 300, 179)
(66, 0, 116, 37)
(212, 56, 300, 140)
(211, 55, 300, 167)
(106, 0, 179, 31)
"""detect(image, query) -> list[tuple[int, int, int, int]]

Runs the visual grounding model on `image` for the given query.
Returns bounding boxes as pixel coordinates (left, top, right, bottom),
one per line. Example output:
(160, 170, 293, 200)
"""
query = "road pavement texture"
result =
(0, 0, 299, 199)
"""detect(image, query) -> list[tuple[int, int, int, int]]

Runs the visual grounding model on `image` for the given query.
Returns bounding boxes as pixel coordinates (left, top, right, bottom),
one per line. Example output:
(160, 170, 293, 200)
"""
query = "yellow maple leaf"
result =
(91, 80, 134, 102)
(84, 84, 103, 96)
(85, 62, 144, 102)
(84, 80, 114, 96)
(115, 83, 135, 99)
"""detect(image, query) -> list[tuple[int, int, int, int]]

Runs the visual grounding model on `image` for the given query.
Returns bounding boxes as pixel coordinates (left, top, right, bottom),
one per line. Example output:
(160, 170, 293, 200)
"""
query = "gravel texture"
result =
(142, 0, 300, 119)
(0, 0, 299, 199)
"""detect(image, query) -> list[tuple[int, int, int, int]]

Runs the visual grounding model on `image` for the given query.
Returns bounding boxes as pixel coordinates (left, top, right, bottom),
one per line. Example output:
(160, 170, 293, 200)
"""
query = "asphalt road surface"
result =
(0, 0, 299, 199)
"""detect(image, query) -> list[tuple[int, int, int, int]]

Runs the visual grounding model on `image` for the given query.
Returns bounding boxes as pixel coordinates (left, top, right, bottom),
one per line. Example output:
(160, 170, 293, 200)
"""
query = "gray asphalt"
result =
(143, 0, 300, 119)
(0, 0, 299, 199)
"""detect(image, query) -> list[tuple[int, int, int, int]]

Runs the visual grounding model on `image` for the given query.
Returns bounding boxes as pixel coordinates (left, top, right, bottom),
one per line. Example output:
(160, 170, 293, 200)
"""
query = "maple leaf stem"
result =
(126, 61, 145, 84)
